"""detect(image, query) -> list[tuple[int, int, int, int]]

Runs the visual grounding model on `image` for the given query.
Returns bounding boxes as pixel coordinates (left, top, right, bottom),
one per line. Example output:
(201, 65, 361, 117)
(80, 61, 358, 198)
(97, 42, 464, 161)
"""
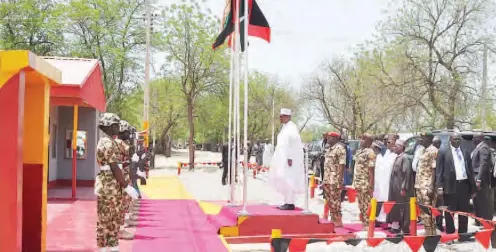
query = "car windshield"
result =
(439, 135, 450, 149)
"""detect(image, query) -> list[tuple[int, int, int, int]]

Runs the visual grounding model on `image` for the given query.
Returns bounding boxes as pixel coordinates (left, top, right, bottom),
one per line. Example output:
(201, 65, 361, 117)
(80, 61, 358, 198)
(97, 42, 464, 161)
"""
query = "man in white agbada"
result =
(263, 138, 273, 167)
(269, 108, 305, 210)
(374, 134, 398, 223)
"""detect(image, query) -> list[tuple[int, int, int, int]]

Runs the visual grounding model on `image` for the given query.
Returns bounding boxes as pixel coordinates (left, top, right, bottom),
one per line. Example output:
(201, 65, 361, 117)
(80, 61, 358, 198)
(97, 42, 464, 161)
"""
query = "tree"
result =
(149, 78, 184, 156)
(383, 0, 492, 129)
(63, 0, 146, 113)
(303, 44, 421, 138)
(160, 2, 229, 168)
(0, 0, 65, 55)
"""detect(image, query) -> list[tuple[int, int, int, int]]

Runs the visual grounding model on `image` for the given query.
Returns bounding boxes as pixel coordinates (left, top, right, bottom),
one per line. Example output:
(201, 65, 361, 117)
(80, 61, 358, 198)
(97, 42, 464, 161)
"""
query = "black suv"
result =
(404, 130, 477, 156)
(306, 139, 360, 180)
(306, 139, 324, 177)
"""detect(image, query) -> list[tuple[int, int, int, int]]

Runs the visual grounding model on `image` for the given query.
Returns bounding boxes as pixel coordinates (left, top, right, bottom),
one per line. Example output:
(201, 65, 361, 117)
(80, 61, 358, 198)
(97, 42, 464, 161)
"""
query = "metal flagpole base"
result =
(238, 209, 250, 216)
(300, 209, 313, 214)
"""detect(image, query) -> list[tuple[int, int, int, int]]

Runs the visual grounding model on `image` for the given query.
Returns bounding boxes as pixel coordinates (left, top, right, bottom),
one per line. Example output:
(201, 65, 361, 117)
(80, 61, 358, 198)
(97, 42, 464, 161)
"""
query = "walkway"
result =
(47, 176, 229, 252)
(136, 176, 229, 251)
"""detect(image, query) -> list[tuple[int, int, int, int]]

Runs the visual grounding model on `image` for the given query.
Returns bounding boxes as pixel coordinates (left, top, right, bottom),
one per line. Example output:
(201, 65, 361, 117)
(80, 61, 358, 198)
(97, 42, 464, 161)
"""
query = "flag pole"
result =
(271, 94, 275, 146)
(239, 0, 250, 215)
(235, 0, 242, 206)
(227, 33, 235, 206)
(231, 33, 239, 206)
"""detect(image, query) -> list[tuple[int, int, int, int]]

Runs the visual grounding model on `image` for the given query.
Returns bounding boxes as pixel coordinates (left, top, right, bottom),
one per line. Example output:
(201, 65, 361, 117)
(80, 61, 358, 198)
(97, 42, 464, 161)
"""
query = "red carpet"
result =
(132, 199, 228, 252)
(46, 199, 133, 252)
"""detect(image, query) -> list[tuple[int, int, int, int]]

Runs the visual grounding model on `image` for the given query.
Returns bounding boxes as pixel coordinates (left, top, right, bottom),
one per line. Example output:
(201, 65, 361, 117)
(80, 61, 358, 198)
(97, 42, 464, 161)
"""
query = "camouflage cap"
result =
(98, 113, 120, 127)
(420, 132, 434, 137)
(119, 120, 132, 133)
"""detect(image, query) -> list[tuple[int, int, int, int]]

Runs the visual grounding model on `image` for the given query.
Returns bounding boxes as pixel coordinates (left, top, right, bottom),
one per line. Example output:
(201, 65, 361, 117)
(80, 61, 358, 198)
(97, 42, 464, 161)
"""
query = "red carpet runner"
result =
(132, 199, 229, 252)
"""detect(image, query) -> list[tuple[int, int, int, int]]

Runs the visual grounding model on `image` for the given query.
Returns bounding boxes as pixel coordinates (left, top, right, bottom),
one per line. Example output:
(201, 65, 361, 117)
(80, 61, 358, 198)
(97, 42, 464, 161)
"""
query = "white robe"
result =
(374, 149, 397, 222)
(263, 143, 273, 167)
(268, 121, 305, 204)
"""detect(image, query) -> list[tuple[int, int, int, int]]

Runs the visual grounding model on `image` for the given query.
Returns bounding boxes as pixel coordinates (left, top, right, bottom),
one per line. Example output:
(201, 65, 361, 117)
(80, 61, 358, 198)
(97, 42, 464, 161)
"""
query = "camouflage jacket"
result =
(96, 135, 120, 168)
(115, 138, 130, 165)
(353, 148, 376, 190)
(414, 145, 438, 190)
(324, 143, 346, 186)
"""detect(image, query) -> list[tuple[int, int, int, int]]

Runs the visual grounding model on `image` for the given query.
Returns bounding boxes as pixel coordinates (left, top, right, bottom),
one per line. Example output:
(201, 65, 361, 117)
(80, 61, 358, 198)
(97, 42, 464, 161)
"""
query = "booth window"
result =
(65, 130, 88, 159)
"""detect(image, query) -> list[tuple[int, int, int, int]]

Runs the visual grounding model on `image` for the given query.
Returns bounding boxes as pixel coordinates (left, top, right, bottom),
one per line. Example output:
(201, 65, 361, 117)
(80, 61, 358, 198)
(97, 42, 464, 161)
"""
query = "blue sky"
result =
(154, 0, 391, 88)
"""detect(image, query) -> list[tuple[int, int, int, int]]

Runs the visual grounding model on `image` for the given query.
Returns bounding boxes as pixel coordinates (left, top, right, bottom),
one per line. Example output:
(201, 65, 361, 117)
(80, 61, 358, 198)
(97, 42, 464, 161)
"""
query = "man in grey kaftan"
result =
(387, 140, 413, 234)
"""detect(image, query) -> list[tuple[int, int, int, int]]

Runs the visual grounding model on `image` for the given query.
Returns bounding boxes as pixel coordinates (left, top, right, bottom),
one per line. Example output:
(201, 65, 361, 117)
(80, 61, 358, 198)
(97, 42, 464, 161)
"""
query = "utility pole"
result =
(481, 43, 488, 131)
(143, 0, 151, 149)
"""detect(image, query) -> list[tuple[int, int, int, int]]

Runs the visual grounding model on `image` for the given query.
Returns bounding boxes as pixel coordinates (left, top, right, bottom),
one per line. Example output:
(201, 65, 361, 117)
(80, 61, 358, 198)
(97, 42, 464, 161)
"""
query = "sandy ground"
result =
(151, 150, 494, 252)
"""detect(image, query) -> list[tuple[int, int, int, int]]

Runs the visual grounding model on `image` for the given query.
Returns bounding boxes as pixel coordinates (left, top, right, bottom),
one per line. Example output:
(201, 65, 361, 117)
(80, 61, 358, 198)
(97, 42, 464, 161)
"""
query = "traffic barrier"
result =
(288, 196, 494, 252)
(241, 161, 270, 179)
(368, 198, 377, 238)
(309, 175, 316, 198)
(176, 161, 222, 175)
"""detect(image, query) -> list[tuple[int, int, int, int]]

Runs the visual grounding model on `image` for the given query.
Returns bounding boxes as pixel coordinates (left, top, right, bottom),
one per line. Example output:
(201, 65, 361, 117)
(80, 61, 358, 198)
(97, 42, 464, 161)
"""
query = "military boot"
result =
(125, 218, 138, 227)
(129, 214, 139, 221)
(119, 229, 135, 240)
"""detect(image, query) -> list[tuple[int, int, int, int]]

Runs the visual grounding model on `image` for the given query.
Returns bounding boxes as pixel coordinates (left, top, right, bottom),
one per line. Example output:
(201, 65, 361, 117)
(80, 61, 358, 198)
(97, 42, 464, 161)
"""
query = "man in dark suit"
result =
(471, 132, 494, 222)
(221, 139, 237, 185)
(436, 133, 477, 235)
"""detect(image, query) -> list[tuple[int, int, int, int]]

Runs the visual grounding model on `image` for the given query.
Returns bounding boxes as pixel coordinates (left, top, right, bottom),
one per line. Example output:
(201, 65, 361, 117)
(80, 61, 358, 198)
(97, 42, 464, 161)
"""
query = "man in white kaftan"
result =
(269, 108, 305, 210)
(374, 134, 398, 223)
(263, 138, 273, 167)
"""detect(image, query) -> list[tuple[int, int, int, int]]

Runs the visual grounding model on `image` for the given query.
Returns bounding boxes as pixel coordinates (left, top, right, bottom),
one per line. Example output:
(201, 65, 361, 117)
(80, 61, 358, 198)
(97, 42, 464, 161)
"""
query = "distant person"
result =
(414, 132, 438, 236)
(255, 141, 264, 166)
(431, 136, 445, 231)
(375, 134, 398, 224)
(387, 140, 413, 234)
(221, 139, 237, 185)
(322, 132, 346, 227)
(436, 133, 476, 237)
(471, 132, 494, 224)
(262, 138, 273, 167)
(353, 134, 376, 229)
(341, 136, 353, 201)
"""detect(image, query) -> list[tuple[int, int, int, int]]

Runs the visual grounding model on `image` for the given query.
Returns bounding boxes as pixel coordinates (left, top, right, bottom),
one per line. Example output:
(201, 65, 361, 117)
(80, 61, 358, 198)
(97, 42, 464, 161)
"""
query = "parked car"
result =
(305, 139, 325, 177)
(404, 130, 477, 157)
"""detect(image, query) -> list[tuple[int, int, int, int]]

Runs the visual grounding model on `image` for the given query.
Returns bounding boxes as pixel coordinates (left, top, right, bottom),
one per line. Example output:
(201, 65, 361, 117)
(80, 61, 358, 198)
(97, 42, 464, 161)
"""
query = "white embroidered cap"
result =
(280, 108, 291, 116)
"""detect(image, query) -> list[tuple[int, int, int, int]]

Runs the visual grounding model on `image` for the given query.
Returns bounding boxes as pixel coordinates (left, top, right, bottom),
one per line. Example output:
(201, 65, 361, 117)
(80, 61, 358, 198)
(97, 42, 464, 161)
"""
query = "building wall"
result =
(54, 106, 99, 181)
(48, 106, 59, 182)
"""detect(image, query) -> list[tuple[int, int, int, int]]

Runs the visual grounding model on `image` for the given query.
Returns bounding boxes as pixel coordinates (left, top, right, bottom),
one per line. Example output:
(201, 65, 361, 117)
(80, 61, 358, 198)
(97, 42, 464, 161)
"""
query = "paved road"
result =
(151, 150, 490, 252)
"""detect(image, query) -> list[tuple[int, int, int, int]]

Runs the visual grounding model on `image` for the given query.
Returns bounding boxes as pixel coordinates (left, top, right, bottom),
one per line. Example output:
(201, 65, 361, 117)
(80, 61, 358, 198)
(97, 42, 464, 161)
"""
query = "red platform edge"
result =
(207, 204, 337, 243)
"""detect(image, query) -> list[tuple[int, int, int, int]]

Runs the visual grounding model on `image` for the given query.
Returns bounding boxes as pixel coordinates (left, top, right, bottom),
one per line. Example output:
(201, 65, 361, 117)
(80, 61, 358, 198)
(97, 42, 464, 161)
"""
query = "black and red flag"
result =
(212, 0, 271, 51)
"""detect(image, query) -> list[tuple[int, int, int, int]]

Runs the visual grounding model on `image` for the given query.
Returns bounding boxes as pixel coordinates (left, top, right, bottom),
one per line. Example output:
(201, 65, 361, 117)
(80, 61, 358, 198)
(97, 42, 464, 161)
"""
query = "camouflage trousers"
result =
(96, 172, 122, 248)
(356, 188, 372, 227)
(322, 184, 342, 220)
(120, 166, 132, 226)
(416, 189, 437, 235)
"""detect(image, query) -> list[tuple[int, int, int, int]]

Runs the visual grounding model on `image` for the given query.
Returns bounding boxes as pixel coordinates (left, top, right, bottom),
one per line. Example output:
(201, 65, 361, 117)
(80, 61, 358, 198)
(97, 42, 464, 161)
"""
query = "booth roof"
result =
(46, 57, 106, 112)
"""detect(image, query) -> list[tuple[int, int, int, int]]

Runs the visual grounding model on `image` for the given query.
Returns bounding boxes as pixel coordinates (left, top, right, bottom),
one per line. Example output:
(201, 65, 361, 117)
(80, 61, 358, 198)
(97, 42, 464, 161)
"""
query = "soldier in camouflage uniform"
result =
(352, 134, 376, 229)
(95, 113, 139, 252)
(414, 132, 438, 236)
(322, 132, 346, 227)
(116, 120, 138, 240)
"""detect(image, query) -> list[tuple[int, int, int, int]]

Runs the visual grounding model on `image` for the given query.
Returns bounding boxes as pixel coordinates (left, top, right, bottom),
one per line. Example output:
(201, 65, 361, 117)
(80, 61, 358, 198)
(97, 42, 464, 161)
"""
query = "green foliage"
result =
(0, 0, 66, 55)
(0, 0, 146, 117)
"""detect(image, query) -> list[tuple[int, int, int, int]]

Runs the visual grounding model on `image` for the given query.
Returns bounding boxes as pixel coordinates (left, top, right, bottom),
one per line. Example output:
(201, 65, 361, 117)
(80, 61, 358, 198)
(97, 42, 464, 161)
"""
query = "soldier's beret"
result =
(328, 132, 340, 137)
(420, 132, 434, 137)
(484, 136, 492, 140)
